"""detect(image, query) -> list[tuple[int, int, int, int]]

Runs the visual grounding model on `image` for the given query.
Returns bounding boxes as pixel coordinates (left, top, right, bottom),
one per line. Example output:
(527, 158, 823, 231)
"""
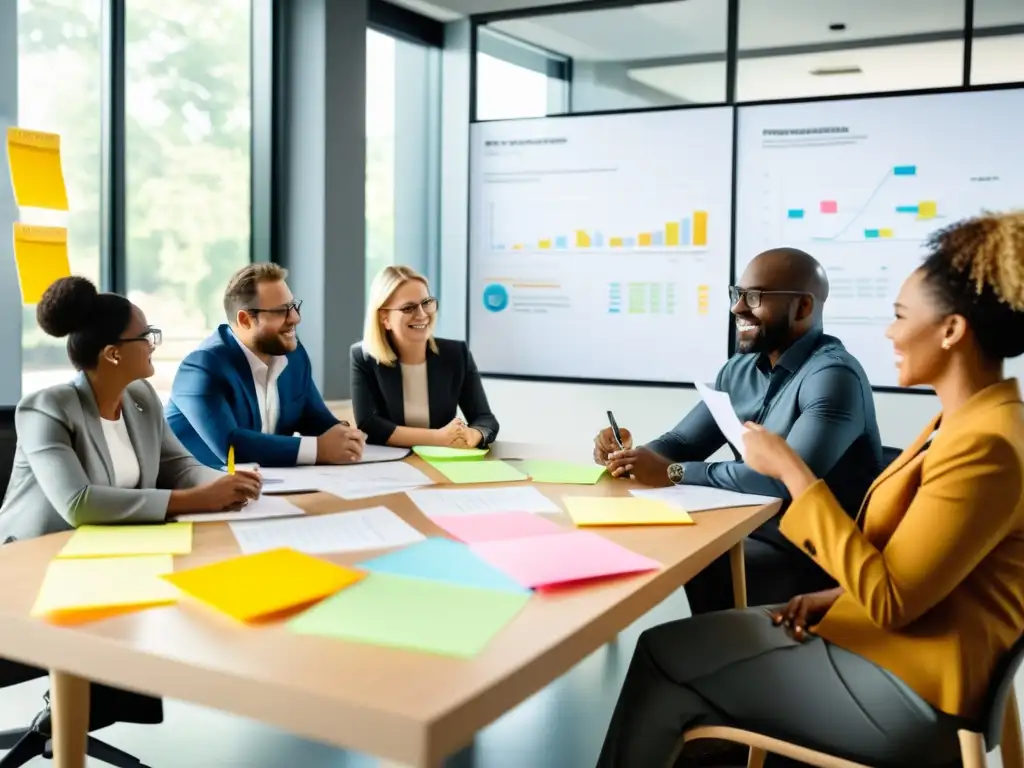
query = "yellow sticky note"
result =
(163, 547, 365, 622)
(12, 224, 71, 305)
(58, 522, 193, 559)
(563, 496, 694, 526)
(6, 127, 69, 210)
(31, 555, 178, 618)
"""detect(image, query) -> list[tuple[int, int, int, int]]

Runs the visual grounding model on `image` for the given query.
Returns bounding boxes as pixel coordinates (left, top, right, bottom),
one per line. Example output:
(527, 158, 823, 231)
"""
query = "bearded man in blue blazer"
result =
(166, 263, 366, 468)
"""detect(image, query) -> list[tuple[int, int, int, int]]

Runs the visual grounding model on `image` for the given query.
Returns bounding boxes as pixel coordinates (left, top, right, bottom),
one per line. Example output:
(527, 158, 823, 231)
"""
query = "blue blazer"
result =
(165, 324, 340, 467)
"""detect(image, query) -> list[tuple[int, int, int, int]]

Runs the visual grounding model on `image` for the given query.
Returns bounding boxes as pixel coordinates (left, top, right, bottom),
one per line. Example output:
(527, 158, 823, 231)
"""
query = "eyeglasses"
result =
(117, 327, 162, 347)
(246, 301, 302, 318)
(382, 297, 438, 315)
(729, 287, 809, 309)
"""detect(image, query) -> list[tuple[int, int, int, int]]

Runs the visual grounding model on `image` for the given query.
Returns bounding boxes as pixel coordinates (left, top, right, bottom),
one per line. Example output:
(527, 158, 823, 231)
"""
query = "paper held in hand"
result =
(694, 382, 749, 457)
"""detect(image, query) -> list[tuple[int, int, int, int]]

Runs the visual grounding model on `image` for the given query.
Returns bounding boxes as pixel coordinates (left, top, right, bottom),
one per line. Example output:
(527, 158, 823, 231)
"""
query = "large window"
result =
(125, 0, 252, 401)
(366, 28, 440, 298)
(17, 0, 103, 394)
(475, 28, 568, 120)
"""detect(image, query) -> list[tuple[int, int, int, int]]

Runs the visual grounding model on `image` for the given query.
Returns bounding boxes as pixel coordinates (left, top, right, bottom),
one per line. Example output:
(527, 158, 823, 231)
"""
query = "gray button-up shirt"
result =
(647, 329, 884, 523)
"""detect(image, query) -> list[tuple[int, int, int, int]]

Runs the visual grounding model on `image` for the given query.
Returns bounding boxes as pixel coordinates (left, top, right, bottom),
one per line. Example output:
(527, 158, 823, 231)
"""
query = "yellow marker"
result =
(227, 445, 235, 475)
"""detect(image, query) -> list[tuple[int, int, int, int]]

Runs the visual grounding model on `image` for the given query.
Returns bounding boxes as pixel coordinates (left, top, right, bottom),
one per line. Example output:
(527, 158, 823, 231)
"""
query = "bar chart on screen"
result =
(736, 88, 1024, 387)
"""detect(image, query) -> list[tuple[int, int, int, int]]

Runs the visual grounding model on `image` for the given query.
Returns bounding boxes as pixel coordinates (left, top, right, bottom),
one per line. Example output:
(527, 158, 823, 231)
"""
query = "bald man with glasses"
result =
(593, 248, 884, 614)
(166, 263, 365, 468)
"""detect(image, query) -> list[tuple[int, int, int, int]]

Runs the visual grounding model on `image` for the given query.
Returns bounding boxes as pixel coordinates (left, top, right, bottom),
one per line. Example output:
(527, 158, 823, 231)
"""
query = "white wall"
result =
(482, 377, 941, 452)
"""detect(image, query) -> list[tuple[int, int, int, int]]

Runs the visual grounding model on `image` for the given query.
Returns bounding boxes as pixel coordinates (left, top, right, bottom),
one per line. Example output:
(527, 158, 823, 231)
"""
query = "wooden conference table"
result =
(0, 453, 779, 768)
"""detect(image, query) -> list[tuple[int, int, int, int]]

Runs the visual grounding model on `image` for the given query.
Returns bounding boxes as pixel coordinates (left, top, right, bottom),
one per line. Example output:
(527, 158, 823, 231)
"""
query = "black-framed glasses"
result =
(382, 297, 438, 315)
(729, 287, 809, 309)
(118, 327, 162, 347)
(246, 301, 302, 318)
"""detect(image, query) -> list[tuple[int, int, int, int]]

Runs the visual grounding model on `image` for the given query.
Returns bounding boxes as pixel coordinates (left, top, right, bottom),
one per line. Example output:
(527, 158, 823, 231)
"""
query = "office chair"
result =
(677, 631, 1024, 768)
(0, 411, 155, 767)
(881, 445, 903, 468)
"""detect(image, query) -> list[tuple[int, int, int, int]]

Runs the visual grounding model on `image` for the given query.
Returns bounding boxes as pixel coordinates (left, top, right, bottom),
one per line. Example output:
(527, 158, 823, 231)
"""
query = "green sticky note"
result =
(413, 445, 489, 460)
(518, 460, 607, 485)
(430, 459, 527, 485)
(58, 522, 193, 558)
(289, 573, 530, 657)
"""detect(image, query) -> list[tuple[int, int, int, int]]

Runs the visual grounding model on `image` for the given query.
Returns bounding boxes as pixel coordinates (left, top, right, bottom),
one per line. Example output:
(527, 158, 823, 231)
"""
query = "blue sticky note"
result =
(359, 538, 530, 595)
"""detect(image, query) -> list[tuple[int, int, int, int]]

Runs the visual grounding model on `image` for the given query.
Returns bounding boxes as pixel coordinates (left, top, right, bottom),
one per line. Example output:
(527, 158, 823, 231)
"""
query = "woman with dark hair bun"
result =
(596, 211, 1024, 768)
(0, 276, 262, 540)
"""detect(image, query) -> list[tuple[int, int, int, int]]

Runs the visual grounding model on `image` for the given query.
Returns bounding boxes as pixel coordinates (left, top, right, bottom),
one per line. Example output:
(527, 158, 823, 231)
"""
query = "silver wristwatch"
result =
(667, 463, 685, 485)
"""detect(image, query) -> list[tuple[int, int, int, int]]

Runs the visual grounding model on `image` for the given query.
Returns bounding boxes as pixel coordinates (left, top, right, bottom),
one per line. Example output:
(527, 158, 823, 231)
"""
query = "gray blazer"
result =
(0, 373, 221, 541)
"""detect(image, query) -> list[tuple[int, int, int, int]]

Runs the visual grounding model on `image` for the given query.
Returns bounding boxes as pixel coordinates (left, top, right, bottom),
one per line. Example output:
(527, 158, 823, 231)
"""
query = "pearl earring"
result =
(941, 340, 951, 350)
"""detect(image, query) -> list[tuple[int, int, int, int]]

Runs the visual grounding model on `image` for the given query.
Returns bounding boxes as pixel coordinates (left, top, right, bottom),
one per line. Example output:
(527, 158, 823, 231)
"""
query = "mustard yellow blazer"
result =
(779, 378, 1024, 718)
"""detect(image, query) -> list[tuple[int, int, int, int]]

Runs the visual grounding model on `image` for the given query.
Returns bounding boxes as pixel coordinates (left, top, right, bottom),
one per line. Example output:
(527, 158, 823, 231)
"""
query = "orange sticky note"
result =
(6, 127, 69, 210)
(12, 224, 71, 304)
(163, 547, 365, 622)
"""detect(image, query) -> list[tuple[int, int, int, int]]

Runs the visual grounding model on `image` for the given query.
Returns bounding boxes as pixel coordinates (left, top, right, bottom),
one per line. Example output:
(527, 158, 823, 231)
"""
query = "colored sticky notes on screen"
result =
(518, 460, 606, 485)
(12, 224, 71, 305)
(413, 445, 488, 460)
(360, 537, 529, 594)
(32, 555, 178, 618)
(58, 522, 193, 558)
(289, 573, 530, 658)
(563, 497, 694, 527)
(430, 459, 527, 485)
(471, 530, 661, 590)
(163, 547, 364, 622)
(6, 127, 69, 210)
(432, 510, 566, 543)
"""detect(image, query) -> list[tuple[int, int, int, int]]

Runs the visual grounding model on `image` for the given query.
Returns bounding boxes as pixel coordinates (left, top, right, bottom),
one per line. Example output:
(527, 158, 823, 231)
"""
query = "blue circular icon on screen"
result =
(482, 284, 509, 313)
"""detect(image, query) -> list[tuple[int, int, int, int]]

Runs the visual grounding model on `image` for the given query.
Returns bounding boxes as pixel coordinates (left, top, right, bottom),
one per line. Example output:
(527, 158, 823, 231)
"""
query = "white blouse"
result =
(100, 414, 141, 489)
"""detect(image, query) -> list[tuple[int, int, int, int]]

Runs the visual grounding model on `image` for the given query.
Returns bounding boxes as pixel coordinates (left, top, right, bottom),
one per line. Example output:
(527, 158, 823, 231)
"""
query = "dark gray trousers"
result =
(596, 609, 964, 768)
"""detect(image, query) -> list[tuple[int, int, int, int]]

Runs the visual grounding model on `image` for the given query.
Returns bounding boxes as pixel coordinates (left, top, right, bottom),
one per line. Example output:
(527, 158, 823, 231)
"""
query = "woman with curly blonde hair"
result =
(598, 211, 1024, 767)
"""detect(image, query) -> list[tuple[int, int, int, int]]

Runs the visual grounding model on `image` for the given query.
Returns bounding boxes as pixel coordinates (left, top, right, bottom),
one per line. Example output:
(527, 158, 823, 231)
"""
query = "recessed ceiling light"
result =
(829, 22, 847, 31)
(810, 65, 863, 76)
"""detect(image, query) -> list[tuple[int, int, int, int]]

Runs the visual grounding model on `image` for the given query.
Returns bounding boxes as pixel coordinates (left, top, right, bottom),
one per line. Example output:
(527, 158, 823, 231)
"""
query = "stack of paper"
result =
(563, 497, 694, 527)
(175, 495, 304, 523)
(630, 485, 779, 511)
(407, 486, 560, 517)
(229, 507, 425, 555)
(258, 462, 434, 500)
(164, 548, 364, 622)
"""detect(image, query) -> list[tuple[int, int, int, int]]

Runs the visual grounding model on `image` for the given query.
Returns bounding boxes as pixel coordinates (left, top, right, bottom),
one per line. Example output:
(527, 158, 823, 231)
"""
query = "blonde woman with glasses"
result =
(350, 266, 499, 448)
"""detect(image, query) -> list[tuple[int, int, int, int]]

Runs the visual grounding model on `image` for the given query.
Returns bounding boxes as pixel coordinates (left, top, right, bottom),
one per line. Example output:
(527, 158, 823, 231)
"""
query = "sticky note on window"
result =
(58, 522, 193, 559)
(163, 547, 364, 622)
(12, 224, 71, 305)
(563, 497, 694, 527)
(6, 127, 69, 210)
(32, 554, 178, 618)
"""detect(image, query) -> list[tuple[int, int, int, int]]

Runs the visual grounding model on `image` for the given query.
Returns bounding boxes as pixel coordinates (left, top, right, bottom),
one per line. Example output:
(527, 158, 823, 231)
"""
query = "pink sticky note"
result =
(471, 530, 661, 590)
(820, 200, 838, 214)
(433, 512, 567, 544)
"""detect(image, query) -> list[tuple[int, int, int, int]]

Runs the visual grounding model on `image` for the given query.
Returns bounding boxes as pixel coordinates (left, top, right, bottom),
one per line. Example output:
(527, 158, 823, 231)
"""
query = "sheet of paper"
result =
(58, 522, 193, 558)
(289, 572, 530, 658)
(356, 444, 411, 463)
(256, 463, 433, 498)
(164, 548, 363, 622)
(229, 507, 425, 555)
(32, 555, 177, 617)
(432, 511, 567, 543)
(407, 486, 560, 518)
(6, 127, 69, 210)
(12, 224, 71, 305)
(563, 496, 693, 526)
(695, 382, 749, 456)
(471, 530, 662, 590)
(517, 460, 606, 485)
(428, 459, 527, 485)
(360, 537, 529, 594)
(412, 445, 488, 460)
(630, 485, 780, 512)
(174, 495, 305, 523)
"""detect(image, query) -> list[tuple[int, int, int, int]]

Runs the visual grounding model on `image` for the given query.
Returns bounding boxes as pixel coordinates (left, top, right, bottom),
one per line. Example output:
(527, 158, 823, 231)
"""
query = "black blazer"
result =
(349, 338, 499, 447)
